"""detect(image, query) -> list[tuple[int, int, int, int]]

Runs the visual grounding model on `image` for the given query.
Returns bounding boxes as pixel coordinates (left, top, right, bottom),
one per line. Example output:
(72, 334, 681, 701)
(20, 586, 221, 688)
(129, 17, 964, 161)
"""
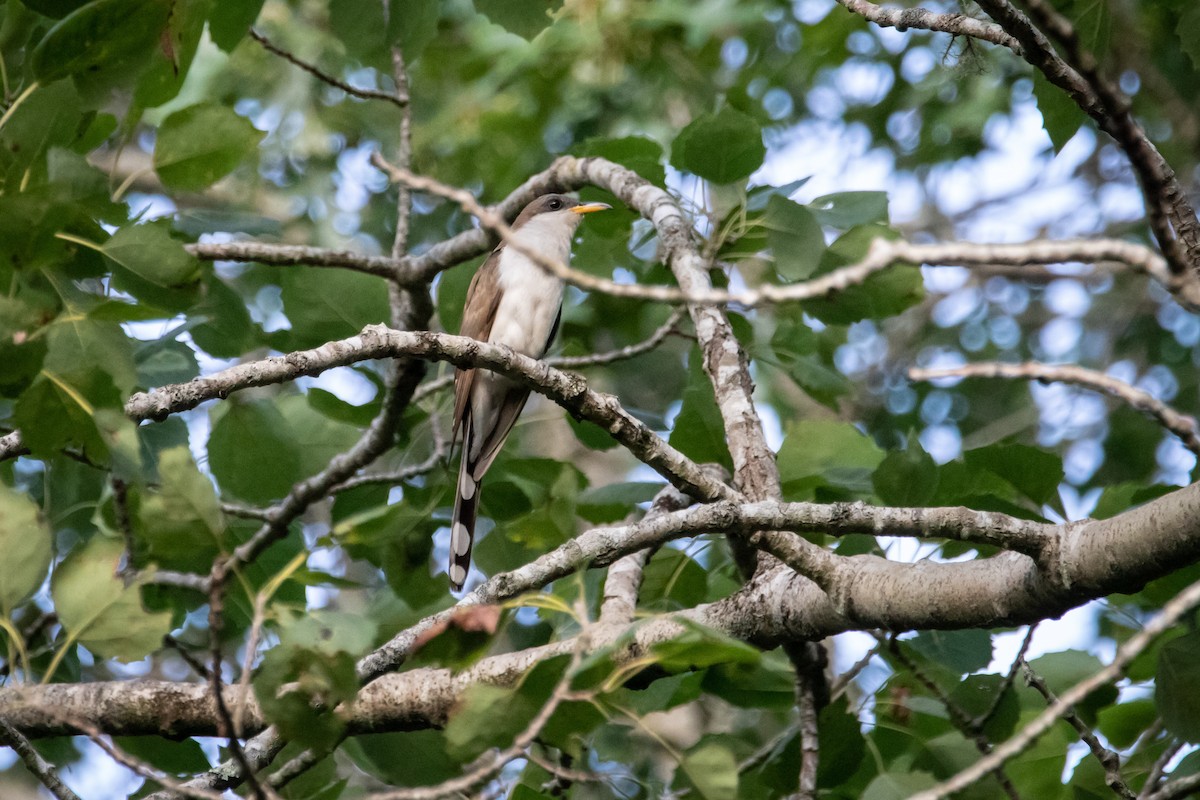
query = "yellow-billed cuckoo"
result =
(449, 193, 611, 590)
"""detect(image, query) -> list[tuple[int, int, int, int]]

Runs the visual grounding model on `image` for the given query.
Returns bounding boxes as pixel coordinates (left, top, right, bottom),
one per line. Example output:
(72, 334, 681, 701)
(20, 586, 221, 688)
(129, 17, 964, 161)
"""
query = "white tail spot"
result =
(449, 563, 467, 586)
(452, 522, 472, 556)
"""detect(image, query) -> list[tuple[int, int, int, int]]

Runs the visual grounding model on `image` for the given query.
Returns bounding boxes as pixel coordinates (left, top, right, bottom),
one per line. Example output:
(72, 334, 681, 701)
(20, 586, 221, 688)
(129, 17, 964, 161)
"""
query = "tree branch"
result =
(913, 571, 1200, 800)
(910, 362, 1200, 456)
(125, 326, 733, 509)
(0, 717, 81, 800)
(835, 0, 1021, 52)
(250, 29, 409, 110)
(1020, 659, 1135, 799)
(970, 0, 1200, 293)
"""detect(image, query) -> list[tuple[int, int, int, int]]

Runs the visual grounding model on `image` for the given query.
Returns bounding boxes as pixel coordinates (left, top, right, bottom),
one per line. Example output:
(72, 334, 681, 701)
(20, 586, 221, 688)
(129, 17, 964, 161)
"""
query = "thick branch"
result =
(10, 479, 1200, 740)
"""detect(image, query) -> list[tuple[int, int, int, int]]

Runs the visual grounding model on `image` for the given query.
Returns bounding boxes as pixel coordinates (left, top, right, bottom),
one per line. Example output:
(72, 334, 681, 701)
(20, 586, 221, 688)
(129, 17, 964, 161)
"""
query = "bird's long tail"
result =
(449, 450, 481, 592)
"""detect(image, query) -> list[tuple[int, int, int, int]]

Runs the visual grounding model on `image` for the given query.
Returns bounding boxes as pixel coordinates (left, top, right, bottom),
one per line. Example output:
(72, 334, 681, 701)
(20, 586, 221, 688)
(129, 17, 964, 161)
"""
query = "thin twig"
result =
(975, 625, 1038, 731)
(598, 482, 696, 625)
(44, 710, 230, 800)
(913, 572, 1200, 800)
(362, 627, 592, 800)
(882, 635, 1021, 800)
(0, 716, 82, 800)
(163, 634, 211, 680)
(206, 567, 272, 800)
(1139, 733, 1180, 799)
(910, 362, 1200, 456)
(250, 30, 408, 110)
(970, 0, 1200, 288)
(829, 639, 884, 701)
(1020, 659, 1135, 799)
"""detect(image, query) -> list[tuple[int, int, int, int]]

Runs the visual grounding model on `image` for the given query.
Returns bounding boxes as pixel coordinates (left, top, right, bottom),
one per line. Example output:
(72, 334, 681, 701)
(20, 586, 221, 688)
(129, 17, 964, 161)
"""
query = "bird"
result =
(448, 193, 611, 591)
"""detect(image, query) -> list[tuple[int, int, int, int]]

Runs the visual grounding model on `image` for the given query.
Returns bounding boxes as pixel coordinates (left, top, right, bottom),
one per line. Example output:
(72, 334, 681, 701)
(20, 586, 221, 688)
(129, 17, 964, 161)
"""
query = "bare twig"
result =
(913, 572, 1200, 800)
(206, 567, 272, 800)
(0, 716, 82, 800)
(974, 625, 1037, 731)
(1139, 734, 1181, 799)
(375, 157, 1175, 308)
(785, 642, 828, 800)
(1020, 660, 1135, 799)
(829, 640, 884, 702)
(910, 362, 1200, 456)
(882, 635, 1021, 800)
(970, 0, 1200, 291)
(363, 629, 591, 800)
(250, 30, 409, 109)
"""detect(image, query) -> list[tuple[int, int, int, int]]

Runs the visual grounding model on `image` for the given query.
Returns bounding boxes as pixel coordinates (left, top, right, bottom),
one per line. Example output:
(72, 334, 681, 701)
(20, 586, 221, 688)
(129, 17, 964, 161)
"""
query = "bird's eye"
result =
(547, 198, 562, 210)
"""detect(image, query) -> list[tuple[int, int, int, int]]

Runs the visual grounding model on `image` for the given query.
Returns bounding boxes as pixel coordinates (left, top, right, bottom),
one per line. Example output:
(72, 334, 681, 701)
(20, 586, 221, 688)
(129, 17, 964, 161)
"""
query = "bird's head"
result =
(512, 193, 612, 235)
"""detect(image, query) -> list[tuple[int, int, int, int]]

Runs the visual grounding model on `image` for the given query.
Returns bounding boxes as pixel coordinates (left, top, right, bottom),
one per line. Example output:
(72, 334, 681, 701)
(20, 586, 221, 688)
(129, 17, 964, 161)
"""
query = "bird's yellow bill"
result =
(571, 202, 612, 214)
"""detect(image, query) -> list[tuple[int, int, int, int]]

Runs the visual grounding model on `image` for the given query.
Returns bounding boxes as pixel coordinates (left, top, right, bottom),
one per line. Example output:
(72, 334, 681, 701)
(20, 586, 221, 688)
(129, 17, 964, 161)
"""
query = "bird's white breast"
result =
(489, 214, 572, 358)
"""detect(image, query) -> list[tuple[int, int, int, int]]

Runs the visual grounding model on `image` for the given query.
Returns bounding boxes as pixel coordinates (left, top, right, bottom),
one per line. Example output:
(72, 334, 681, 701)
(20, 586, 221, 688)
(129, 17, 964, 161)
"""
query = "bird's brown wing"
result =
(451, 249, 503, 446)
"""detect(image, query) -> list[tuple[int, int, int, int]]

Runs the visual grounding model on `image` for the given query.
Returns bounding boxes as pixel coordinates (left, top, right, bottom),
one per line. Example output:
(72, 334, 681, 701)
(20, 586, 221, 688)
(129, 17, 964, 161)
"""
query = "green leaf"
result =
(343, 731, 461, 787)
(134, 447, 224, 571)
(44, 316, 138, 395)
(136, 338, 200, 388)
(679, 743, 738, 800)
(474, 0, 563, 39)
(799, 225, 923, 324)
(777, 419, 885, 499)
(764, 195, 826, 281)
(574, 135, 666, 188)
(154, 104, 263, 191)
(862, 771, 938, 800)
(1179, 5, 1200, 71)
(669, 350, 733, 470)
(565, 411, 619, 452)
(254, 611, 376, 751)
(0, 483, 53, 614)
(14, 371, 118, 461)
(808, 191, 889, 229)
(102, 220, 202, 287)
(1031, 71, 1085, 153)
(113, 736, 210, 775)
(392, 0, 440, 59)
(907, 629, 993, 674)
(31, 0, 170, 85)
(963, 443, 1063, 507)
(1097, 698, 1156, 749)
(640, 549, 707, 609)
(445, 654, 570, 761)
(872, 440, 938, 506)
(577, 481, 663, 524)
(277, 267, 390, 350)
(208, 400, 304, 504)
(950, 674, 1019, 741)
(20, 0, 92, 17)
(1027, 651, 1118, 722)
(670, 106, 765, 184)
(1158, 631, 1200, 742)
(209, 0, 265, 51)
(190, 275, 260, 358)
(648, 619, 760, 672)
(51, 537, 172, 662)
(133, 0, 211, 107)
